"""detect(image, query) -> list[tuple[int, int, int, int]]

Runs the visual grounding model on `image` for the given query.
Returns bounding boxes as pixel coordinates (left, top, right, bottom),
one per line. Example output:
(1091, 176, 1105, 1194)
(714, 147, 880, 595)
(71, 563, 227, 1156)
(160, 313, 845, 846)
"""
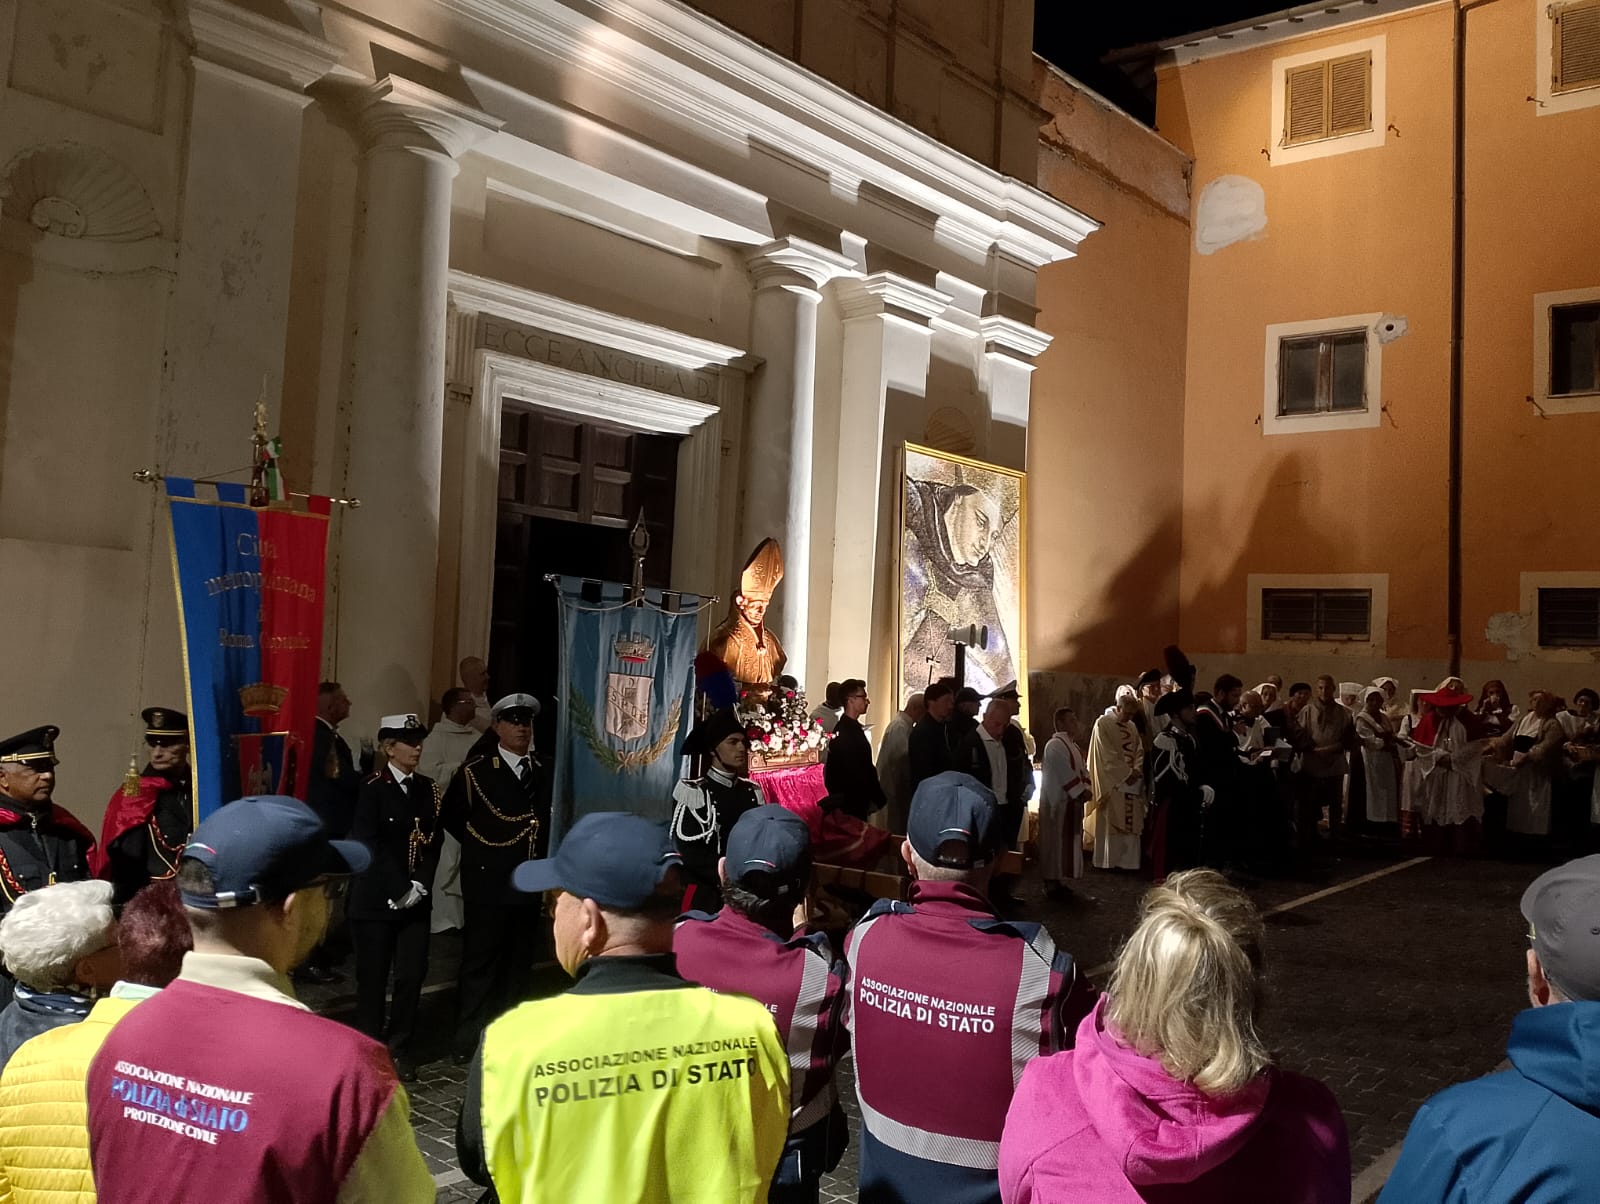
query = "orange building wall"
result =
(1029, 63, 1191, 716)
(1158, 6, 1457, 681)
(1459, 0, 1600, 669)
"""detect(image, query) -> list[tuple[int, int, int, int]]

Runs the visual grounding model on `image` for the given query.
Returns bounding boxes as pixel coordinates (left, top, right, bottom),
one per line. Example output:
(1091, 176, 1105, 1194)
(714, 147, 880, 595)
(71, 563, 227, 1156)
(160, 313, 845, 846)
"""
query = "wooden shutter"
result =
(1555, 0, 1600, 93)
(1285, 62, 1328, 144)
(1328, 53, 1372, 135)
(1538, 588, 1600, 646)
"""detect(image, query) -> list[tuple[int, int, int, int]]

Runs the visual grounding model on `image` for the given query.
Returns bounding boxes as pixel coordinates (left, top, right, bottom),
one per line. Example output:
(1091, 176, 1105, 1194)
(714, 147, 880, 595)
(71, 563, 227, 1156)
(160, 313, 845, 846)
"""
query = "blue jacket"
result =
(1380, 1001, 1600, 1203)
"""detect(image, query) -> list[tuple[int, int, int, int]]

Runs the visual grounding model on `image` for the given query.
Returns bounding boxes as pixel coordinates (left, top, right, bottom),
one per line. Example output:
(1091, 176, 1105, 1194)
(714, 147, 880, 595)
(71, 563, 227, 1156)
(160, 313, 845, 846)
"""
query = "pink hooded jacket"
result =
(999, 1000, 1350, 1204)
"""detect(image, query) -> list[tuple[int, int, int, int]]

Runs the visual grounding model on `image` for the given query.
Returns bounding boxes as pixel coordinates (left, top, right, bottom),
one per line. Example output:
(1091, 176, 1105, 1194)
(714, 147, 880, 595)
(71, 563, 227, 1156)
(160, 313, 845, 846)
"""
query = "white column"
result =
(740, 237, 853, 686)
(824, 274, 950, 694)
(979, 313, 1052, 470)
(335, 79, 500, 730)
(160, 0, 340, 474)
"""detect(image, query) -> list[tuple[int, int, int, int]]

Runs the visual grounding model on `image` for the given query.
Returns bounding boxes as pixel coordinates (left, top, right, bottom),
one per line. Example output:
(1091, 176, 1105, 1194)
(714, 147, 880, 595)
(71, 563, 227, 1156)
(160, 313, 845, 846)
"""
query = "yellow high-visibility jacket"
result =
(465, 954, 790, 1204)
(0, 996, 141, 1203)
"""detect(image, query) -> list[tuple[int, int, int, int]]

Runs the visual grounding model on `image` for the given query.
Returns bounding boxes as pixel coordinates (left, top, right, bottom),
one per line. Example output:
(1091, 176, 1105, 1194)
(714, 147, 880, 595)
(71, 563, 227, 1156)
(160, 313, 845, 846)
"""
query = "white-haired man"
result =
(0, 879, 121, 1071)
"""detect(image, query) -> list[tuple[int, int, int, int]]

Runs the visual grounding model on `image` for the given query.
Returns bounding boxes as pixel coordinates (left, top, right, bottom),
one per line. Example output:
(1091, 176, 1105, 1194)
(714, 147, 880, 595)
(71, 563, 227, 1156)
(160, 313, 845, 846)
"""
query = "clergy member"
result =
(1085, 689, 1143, 871)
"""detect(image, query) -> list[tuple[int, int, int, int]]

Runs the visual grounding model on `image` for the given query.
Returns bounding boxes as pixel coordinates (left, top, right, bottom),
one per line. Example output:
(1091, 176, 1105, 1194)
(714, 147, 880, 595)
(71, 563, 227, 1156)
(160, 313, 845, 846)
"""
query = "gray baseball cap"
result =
(1522, 855, 1600, 1001)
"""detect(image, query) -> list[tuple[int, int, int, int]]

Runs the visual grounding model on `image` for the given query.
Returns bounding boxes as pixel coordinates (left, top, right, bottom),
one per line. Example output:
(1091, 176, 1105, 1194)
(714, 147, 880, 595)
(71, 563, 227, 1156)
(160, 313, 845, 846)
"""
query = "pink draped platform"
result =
(751, 762, 892, 870)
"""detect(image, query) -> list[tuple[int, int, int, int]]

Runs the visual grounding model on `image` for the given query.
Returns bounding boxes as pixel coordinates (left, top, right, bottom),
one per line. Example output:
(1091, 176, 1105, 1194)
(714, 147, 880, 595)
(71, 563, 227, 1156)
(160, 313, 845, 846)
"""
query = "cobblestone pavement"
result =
(306, 840, 1545, 1202)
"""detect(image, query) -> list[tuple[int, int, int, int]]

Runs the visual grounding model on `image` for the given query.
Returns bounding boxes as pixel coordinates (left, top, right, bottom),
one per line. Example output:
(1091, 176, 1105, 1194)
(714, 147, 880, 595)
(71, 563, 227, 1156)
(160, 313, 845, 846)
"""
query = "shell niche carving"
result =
(0, 142, 160, 242)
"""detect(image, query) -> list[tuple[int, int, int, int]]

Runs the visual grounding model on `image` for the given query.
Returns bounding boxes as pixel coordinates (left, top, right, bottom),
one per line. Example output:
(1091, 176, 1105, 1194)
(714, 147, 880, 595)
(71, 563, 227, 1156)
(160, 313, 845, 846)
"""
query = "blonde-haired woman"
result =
(999, 871, 1350, 1203)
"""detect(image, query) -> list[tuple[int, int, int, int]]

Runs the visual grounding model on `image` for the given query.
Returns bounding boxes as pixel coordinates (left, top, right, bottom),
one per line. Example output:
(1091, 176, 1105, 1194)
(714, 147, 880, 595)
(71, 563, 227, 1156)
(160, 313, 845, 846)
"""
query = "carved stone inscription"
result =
(478, 318, 717, 403)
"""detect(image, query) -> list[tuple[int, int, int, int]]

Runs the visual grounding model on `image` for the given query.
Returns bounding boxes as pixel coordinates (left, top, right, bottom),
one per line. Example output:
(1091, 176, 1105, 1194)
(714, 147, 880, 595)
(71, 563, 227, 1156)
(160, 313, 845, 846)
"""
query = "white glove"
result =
(389, 881, 428, 910)
(1200, 785, 1216, 808)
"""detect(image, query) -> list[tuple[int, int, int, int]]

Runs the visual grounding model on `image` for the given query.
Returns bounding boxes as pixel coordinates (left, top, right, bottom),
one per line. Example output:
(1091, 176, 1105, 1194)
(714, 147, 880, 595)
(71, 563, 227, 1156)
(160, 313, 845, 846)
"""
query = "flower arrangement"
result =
(738, 684, 829, 767)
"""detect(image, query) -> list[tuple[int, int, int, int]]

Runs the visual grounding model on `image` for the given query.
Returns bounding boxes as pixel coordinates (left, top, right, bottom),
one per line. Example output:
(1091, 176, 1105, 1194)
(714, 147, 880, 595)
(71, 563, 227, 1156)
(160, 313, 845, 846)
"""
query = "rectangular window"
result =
(1552, 302, 1600, 396)
(1538, 588, 1600, 647)
(1261, 588, 1372, 641)
(1284, 52, 1372, 146)
(1277, 330, 1367, 416)
(1555, 0, 1600, 94)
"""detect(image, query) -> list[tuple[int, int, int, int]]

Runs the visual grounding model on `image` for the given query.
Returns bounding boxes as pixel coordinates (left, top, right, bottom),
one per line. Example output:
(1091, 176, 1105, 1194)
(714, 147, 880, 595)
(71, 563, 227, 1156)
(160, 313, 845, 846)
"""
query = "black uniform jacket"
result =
(309, 719, 360, 838)
(823, 715, 886, 819)
(0, 805, 93, 916)
(442, 750, 550, 902)
(349, 768, 444, 921)
(907, 717, 954, 791)
(105, 767, 192, 904)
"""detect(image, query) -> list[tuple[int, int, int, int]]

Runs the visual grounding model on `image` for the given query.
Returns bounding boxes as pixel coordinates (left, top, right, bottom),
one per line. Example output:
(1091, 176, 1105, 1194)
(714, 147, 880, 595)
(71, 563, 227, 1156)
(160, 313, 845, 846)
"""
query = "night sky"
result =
(1034, 2, 1292, 123)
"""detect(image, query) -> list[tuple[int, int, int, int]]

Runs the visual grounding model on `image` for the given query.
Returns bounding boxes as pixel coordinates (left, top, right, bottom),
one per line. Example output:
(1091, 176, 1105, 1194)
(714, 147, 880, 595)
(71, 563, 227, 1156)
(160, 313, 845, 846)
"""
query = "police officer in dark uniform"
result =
(443, 693, 550, 1062)
(100, 708, 194, 904)
(310, 682, 360, 837)
(301, 682, 359, 985)
(0, 727, 97, 1007)
(669, 707, 765, 913)
(350, 713, 443, 1082)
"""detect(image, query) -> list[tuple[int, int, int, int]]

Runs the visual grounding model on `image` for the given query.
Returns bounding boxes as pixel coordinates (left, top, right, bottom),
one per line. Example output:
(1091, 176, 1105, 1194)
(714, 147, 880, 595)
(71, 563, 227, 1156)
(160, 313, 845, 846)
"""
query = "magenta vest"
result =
(87, 979, 399, 1204)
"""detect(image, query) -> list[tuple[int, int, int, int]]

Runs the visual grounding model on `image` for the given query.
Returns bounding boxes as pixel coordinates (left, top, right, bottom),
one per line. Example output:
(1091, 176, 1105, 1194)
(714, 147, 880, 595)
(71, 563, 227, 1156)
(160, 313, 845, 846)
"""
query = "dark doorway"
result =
(489, 403, 678, 752)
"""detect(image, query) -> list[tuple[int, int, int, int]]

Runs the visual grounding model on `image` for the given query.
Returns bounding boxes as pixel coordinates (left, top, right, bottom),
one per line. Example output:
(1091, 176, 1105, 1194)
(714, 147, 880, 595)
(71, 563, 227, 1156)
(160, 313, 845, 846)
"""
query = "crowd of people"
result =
(1003, 656, 1600, 892)
(0, 645, 1596, 1201)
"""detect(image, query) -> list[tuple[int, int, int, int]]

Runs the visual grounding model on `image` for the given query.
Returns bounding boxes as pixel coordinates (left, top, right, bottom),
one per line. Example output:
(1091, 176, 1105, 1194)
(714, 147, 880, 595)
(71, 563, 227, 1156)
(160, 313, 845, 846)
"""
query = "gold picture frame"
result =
(897, 443, 1027, 721)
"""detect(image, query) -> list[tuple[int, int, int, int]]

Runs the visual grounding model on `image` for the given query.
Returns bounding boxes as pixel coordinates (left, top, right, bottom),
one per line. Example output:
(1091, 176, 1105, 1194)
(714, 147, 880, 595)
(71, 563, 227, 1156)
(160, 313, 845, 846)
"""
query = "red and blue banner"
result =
(166, 480, 330, 820)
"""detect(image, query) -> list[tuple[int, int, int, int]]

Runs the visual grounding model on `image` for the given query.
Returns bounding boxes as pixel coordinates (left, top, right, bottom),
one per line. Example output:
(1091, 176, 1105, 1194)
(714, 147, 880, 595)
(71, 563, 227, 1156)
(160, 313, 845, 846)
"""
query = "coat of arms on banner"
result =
(605, 633, 655, 741)
(606, 674, 652, 741)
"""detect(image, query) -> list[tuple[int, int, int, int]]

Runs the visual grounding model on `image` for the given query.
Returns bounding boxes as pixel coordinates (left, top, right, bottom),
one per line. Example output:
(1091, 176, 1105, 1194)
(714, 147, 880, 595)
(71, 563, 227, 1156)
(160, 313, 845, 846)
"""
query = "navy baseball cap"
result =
(725, 805, 811, 894)
(180, 795, 370, 909)
(907, 772, 1000, 870)
(512, 812, 681, 909)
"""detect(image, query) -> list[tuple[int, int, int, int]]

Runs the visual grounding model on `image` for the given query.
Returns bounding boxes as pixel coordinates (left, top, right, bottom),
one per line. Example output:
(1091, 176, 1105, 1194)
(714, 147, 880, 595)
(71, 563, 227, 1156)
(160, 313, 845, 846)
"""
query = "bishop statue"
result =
(707, 538, 786, 689)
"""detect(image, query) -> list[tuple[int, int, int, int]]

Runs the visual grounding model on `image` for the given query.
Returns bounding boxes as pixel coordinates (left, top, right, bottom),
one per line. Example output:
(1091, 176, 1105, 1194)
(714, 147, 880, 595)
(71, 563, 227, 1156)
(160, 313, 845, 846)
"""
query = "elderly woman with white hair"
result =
(0, 880, 120, 1071)
(999, 870, 1350, 1202)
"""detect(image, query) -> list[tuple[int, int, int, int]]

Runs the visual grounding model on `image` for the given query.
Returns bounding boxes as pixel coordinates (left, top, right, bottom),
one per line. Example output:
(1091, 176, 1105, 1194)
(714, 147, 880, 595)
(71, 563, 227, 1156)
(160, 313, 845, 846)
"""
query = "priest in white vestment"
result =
(1086, 690, 1144, 870)
(1039, 705, 1092, 888)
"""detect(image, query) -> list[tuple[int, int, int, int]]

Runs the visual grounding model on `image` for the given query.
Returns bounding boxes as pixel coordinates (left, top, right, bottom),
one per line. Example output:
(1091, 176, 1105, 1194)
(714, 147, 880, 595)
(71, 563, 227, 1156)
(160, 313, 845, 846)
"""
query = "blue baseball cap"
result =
(512, 812, 682, 909)
(180, 795, 371, 909)
(725, 805, 811, 896)
(907, 772, 1000, 870)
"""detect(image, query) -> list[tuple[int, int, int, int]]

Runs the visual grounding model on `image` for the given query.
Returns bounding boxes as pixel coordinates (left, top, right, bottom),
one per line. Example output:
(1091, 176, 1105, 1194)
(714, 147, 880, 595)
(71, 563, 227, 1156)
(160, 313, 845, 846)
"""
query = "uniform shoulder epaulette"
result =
(364, 771, 384, 783)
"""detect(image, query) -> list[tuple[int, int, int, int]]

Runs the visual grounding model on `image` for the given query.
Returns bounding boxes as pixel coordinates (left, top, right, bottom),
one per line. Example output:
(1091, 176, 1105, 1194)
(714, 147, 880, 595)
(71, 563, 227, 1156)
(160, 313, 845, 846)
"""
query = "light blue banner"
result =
(552, 577, 701, 848)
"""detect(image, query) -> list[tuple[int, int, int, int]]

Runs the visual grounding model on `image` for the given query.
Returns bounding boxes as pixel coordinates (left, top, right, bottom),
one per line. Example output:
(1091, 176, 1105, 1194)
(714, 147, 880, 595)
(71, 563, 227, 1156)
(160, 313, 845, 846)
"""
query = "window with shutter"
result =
(1262, 588, 1372, 641)
(1555, 0, 1600, 94)
(1283, 53, 1372, 146)
(1329, 53, 1372, 135)
(1285, 63, 1328, 145)
(1538, 588, 1600, 647)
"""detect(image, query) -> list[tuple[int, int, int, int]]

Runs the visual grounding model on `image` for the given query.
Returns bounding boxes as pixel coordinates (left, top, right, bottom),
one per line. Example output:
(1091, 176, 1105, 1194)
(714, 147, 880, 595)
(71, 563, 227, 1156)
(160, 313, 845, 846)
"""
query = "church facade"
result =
(0, 0, 1096, 822)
